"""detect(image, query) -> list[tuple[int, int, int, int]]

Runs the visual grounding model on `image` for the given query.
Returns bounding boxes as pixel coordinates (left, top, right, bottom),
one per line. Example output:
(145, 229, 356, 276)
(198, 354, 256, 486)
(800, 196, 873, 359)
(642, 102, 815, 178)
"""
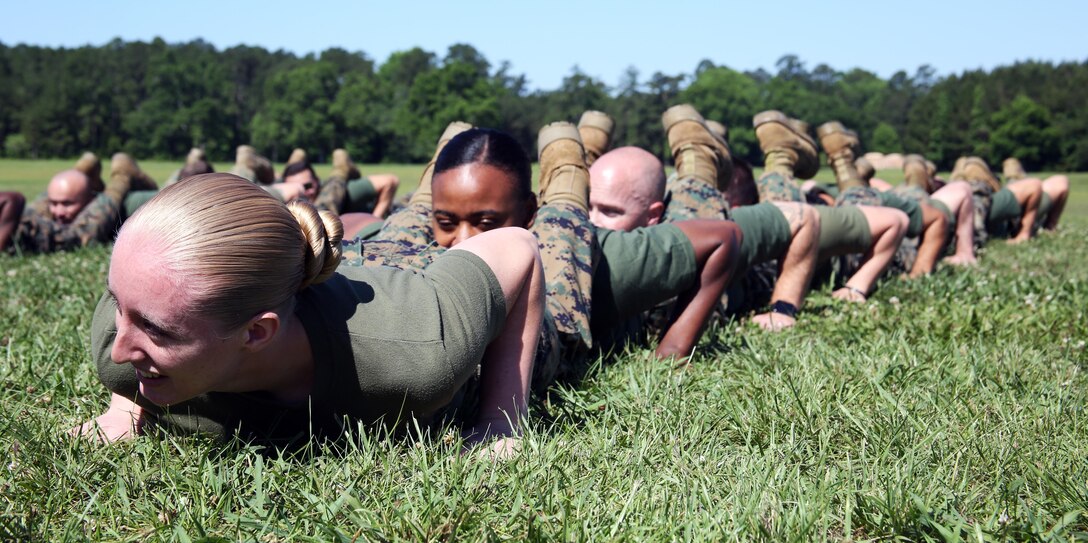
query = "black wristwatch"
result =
(770, 300, 799, 318)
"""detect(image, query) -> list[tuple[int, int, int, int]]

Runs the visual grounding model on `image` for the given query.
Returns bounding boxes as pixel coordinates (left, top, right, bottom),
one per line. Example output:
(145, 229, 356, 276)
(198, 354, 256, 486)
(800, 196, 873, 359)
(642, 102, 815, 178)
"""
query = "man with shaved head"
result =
(590, 117, 822, 332)
(2, 153, 154, 254)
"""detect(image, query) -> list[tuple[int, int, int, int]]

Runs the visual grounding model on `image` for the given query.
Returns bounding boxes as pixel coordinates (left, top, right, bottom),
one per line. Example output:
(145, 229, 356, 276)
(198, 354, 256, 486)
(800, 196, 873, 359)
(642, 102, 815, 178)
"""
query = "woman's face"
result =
(431, 163, 534, 248)
(106, 234, 245, 406)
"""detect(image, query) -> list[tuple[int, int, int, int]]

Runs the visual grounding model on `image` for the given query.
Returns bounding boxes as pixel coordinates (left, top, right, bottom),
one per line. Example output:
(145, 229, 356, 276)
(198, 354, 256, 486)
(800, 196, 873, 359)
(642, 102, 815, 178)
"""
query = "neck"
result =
(235, 312, 314, 403)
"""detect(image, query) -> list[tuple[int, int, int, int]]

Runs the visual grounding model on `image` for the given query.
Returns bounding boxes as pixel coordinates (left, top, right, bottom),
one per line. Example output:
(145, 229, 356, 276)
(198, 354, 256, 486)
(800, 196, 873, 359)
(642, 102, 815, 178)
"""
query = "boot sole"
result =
(578, 111, 614, 133)
(537, 122, 583, 159)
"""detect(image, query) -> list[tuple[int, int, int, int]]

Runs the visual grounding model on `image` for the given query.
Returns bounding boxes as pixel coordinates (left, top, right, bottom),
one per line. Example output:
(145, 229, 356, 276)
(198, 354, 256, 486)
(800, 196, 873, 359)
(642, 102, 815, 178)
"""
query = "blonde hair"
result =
(118, 173, 343, 330)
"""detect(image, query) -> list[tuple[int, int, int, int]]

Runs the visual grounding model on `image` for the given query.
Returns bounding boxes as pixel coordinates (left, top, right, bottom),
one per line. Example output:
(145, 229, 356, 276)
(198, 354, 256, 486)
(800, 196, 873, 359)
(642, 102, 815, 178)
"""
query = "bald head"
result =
(589, 147, 667, 231)
(47, 169, 94, 224)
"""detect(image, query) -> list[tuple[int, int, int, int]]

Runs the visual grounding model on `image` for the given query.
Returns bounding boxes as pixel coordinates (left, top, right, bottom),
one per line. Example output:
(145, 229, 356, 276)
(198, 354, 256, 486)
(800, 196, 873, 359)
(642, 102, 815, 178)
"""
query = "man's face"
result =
(47, 176, 93, 224)
(284, 169, 320, 202)
(589, 177, 654, 232)
(432, 163, 533, 248)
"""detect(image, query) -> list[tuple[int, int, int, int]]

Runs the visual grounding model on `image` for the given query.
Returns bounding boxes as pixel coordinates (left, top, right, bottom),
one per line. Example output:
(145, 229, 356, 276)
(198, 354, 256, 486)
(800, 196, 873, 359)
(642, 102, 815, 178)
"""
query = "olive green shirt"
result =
(94, 251, 506, 444)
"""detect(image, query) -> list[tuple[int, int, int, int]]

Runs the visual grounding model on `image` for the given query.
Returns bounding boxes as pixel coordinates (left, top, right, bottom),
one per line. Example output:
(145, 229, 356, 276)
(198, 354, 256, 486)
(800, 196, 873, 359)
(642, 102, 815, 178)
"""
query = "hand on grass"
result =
(751, 311, 797, 331)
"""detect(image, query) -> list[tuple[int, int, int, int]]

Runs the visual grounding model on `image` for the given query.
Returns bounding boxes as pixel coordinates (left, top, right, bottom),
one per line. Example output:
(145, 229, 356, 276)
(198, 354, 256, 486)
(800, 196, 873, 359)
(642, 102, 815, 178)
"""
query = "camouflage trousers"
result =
(664, 173, 731, 221)
(757, 171, 804, 203)
(314, 175, 348, 214)
(12, 193, 119, 254)
(967, 180, 995, 248)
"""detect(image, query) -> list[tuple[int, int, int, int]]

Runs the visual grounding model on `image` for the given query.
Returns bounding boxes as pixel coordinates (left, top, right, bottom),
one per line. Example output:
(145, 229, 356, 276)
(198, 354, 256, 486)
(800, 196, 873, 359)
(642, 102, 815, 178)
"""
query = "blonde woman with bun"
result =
(72, 173, 544, 450)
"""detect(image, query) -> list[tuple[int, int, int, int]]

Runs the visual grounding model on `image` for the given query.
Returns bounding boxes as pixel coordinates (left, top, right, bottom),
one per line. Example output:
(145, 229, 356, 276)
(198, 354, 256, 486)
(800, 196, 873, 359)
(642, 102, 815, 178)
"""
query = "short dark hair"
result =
(725, 156, 758, 208)
(434, 127, 532, 201)
(178, 160, 214, 181)
(282, 161, 317, 180)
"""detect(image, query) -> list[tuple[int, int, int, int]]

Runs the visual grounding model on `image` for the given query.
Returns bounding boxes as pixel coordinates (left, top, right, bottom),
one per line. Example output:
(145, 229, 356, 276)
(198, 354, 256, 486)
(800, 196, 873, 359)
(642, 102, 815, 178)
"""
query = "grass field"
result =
(1, 159, 1087, 541)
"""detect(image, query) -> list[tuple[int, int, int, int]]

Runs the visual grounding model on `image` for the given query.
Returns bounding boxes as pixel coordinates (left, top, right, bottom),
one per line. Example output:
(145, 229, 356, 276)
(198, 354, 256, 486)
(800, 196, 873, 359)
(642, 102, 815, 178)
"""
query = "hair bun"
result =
(287, 201, 344, 290)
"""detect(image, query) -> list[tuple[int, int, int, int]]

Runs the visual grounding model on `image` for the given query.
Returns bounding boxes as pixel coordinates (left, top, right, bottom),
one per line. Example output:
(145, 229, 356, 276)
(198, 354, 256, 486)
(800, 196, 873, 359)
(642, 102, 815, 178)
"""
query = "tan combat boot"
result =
(664, 104, 733, 191)
(105, 152, 155, 205)
(856, 156, 876, 183)
(816, 121, 864, 190)
(754, 110, 818, 179)
(1002, 157, 1027, 181)
(286, 148, 308, 166)
(706, 120, 728, 140)
(577, 110, 614, 167)
(949, 156, 968, 181)
(902, 154, 931, 191)
(961, 157, 1002, 192)
(186, 147, 206, 166)
(925, 160, 938, 180)
(75, 152, 104, 192)
(411, 121, 474, 205)
(331, 148, 361, 181)
(537, 121, 590, 210)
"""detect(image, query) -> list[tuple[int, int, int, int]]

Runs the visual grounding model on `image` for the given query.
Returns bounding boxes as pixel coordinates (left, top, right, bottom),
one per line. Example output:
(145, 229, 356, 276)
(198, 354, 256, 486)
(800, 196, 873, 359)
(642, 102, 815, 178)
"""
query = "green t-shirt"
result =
(815, 206, 872, 258)
(592, 224, 697, 336)
(93, 251, 506, 444)
(730, 203, 792, 272)
(877, 191, 923, 238)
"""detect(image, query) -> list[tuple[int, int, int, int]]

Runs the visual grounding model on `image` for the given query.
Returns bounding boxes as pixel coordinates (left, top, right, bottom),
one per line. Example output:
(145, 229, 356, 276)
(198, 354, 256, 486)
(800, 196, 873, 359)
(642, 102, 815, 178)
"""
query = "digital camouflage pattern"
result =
(664, 173, 731, 221)
(834, 185, 883, 207)
(967, 180, 995, 248)
(12, 193, 119, 254)
(757, 171, 804, 203)
(314, 174, 348, 214)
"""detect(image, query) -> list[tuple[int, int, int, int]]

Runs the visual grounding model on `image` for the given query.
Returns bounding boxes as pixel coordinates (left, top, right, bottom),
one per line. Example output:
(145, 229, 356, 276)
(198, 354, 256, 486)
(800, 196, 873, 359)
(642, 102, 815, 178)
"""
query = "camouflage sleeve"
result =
(27, 193, 49, 216)
(315, 175, 347, 213)
(53, 193, 120, 250)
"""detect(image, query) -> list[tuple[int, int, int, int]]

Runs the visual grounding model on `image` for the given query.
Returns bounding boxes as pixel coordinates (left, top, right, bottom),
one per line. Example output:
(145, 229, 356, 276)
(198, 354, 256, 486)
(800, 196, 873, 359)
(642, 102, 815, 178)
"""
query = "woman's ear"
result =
(242, 312, 281, 352)
(523, 193, 538, 229)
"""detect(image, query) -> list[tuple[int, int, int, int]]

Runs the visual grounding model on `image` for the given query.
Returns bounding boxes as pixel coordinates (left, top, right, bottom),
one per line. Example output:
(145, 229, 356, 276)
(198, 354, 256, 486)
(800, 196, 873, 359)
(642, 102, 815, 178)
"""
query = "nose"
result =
(110, 320, 145, 365)
(451, 223, 476, 247)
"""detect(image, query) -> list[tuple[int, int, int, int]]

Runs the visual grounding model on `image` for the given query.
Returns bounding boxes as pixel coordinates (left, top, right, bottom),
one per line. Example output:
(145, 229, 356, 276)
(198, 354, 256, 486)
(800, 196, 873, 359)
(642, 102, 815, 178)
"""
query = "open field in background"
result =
(1, 165, 1087, 540)
(0, 157, 1081, 201)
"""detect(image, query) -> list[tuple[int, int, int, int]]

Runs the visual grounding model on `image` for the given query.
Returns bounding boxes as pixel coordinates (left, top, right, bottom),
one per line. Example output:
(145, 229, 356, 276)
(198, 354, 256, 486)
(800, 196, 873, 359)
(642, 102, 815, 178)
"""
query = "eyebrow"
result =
(105, 284, 182, 336)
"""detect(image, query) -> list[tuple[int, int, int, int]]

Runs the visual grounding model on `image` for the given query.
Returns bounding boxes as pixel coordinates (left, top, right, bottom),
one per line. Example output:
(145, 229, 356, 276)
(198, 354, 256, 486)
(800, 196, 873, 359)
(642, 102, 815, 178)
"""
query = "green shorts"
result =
(878, 191, 923, 238)
(345, 177, 378, 213)
(593, 224, 697, 331)
(1038, 192, 1053, 224)
(987, 187, 1021, 232)
(730, 203, 793, 272)
(815, 206, 871, 258)
(122, 190, 159, 221)
(930, 199, 953, 225)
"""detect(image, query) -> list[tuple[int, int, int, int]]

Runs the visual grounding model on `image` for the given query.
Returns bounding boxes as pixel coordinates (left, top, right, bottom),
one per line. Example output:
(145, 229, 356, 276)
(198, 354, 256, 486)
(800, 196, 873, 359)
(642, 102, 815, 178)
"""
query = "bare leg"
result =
(909, 202, 949, 278)
(0, 192, 26, 251)
(833, 206, 908, 302)
(656, 220, 741, 360)
(751, 202, 819, 331)
(931, 181, 976, 266)
(1042, 175, 1070, 230)
(1007, 178, 1042, 244)
(367, 174, 400, 219)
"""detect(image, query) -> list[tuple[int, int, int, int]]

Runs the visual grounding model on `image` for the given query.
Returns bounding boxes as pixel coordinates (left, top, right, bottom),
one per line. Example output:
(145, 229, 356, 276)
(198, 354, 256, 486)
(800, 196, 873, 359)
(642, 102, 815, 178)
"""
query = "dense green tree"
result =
(989, 95, 1059, 170)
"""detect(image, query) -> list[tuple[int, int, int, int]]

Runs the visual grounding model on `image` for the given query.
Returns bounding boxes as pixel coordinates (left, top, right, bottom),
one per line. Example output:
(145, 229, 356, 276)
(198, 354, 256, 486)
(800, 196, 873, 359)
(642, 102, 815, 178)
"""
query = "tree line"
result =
(2, 38, 1085, 171)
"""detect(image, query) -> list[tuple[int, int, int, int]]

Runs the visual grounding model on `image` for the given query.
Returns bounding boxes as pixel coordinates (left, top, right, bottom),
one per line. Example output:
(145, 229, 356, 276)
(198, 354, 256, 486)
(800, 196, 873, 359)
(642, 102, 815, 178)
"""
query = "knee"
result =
(1044, 175, 1069, 195)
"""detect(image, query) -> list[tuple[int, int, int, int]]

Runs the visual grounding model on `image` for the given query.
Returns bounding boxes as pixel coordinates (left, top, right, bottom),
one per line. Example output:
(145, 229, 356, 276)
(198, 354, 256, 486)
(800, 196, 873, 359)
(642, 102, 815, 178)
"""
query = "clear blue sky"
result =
(4, 0, 1085, 90)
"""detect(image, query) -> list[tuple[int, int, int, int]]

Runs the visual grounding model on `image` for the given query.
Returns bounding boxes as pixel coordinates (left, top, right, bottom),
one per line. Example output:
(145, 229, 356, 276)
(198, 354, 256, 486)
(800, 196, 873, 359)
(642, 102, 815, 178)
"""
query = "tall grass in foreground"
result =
(0, 176, 1086, 541)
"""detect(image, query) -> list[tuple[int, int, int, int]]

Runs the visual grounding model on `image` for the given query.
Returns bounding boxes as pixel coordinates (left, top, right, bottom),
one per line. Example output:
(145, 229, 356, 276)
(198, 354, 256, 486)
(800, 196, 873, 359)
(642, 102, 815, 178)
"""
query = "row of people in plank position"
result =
(0, 106, 1069, 453)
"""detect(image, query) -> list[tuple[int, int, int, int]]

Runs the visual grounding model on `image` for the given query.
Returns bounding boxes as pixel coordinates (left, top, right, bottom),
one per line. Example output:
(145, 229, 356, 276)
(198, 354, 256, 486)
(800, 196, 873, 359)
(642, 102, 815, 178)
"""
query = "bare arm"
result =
(447, 227, 544, 450)
(656, 220, 741, 361)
